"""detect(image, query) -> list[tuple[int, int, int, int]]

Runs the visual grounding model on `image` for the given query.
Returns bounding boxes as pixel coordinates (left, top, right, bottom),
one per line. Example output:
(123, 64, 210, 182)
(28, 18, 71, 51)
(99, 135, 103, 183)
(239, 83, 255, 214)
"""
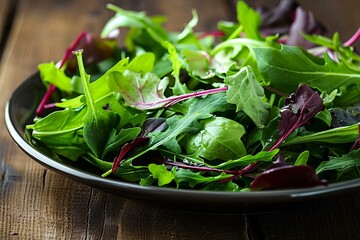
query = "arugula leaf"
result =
(253, 44, 360, 106)
(163, 41, 188, 95)
(148, 164, 174, 186)
(212, 150, 279, 169)
(102, 127, 141, 158)
(84, 154, 149, 182)
(74, 50, 119, 158)
(173, 168, 231, 188)
(316, 150, 360, 178)
(282, 124, 359, 146)
(225, 66, 270, 128)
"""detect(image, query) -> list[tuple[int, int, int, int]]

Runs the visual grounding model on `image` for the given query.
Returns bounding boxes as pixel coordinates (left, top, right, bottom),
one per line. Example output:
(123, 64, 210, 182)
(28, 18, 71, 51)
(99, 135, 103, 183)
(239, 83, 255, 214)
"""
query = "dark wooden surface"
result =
(1, 0, 360, 239)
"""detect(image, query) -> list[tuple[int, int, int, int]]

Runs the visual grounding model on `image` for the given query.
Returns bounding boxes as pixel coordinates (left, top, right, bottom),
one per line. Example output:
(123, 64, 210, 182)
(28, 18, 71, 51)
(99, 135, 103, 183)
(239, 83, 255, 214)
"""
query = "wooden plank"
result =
(0, 0, 11, 41)
(0, 0, 14, 60)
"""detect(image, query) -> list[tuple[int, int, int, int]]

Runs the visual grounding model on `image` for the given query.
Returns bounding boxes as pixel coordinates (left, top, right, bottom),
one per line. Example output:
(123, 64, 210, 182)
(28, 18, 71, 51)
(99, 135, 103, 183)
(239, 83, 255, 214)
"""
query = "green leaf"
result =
(149, 93, 231, 153)
(173, 168, 231, 188)
(212, 150, 279, 169)
(84, 154, 149, 182)
(31, 108, 86, 146)
(127, 52, 155, 74)
(211, 38, 267, 82)
(74, 50, 119, 158)
(102, 127, 141, 157)
(110, 70, 169, 110)
(236, 1, 262, 40)
(294, 150, 310, 166)
(225, 66, 270, 128)
(252, 44, 360, 106)
(184, 117, 247, 161)
(148, 164, 174, 186)
(38, 62, 72, 92)
(175, 9, 198, 42)
(282, 123, 359, 146)
(31, 108, 87, 160)
(181, 49, 215, 79)
(101, 4, 168, 43)
(316, 149, 360, 175)
(162, 41, 188, 95)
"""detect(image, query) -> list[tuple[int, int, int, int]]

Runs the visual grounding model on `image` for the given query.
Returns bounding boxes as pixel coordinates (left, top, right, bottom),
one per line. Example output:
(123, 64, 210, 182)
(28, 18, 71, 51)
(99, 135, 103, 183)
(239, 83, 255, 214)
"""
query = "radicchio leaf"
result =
(268, 84, 325, 151)
(350, 124, 360, 151)
(250, 164, 326, 190)
(257, 0, 326, 48)
(111, 118, 167, 173)
(286, 6, 326, 49)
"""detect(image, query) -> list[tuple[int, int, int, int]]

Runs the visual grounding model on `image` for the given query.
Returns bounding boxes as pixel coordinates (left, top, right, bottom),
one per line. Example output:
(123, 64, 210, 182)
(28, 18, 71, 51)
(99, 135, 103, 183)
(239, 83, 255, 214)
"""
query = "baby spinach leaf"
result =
(181, 49, 215, 79)
(148, 93, 231, 153)
(184, 117, 247, 161)
(225, 66, 270, 128)
(30, 108, 86, 146)
(29, 107, 87, 160)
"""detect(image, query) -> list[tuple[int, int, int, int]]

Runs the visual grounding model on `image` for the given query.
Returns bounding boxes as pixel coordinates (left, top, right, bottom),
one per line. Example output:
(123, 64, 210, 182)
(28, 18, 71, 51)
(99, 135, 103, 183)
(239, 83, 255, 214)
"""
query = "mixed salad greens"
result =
(26, 1, 360, 192)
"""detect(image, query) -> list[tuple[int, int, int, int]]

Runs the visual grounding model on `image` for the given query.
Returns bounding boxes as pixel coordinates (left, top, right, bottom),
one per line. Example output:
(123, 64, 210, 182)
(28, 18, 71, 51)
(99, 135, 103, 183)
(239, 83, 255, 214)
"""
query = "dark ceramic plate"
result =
(5, 73, 360, 212)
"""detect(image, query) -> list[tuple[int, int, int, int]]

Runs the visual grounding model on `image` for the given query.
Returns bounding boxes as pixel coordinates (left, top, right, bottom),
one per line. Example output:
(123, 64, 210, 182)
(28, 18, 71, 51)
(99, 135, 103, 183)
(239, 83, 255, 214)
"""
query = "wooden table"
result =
(1, 0, 360, 239)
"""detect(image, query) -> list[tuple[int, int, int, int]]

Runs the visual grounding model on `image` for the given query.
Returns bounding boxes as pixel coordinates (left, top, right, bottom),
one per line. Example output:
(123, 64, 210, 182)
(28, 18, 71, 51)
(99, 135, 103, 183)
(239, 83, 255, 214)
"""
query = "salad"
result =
(26, 1, 360, 192)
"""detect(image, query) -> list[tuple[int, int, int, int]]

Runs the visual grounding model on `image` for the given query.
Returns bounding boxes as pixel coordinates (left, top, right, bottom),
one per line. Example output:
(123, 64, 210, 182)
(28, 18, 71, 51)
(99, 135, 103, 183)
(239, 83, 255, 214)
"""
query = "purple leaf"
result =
(286, 7, 326, 49)
(259, 0, 298, 35)
(250, 165, 327, 190)
(268, 85, 325, 151)
(350, 124, 360, 151)
(111, 118, 167, 173)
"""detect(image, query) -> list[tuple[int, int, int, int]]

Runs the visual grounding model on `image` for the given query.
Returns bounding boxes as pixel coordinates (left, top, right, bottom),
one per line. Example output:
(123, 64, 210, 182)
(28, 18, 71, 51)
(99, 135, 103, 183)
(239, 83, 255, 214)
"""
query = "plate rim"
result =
(5, 72, 360, 211)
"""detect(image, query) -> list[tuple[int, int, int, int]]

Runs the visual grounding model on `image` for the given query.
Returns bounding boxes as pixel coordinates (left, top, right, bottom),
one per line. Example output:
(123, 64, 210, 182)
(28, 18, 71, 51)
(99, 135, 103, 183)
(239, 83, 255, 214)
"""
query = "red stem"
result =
(36, 31, 90, 116)
(344, 28, 360, 47)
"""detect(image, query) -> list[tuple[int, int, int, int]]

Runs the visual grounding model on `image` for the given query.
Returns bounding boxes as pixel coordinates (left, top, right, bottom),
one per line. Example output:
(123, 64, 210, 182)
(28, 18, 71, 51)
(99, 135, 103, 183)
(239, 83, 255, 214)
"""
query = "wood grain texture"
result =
(1, 0, 360, 239)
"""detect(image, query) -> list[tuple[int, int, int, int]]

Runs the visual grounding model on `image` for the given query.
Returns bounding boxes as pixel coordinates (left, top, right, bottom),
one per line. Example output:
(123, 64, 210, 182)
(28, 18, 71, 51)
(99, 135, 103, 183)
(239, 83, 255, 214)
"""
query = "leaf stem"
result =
(36, 31, 90, 115)
(344, 28, 360, 47)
